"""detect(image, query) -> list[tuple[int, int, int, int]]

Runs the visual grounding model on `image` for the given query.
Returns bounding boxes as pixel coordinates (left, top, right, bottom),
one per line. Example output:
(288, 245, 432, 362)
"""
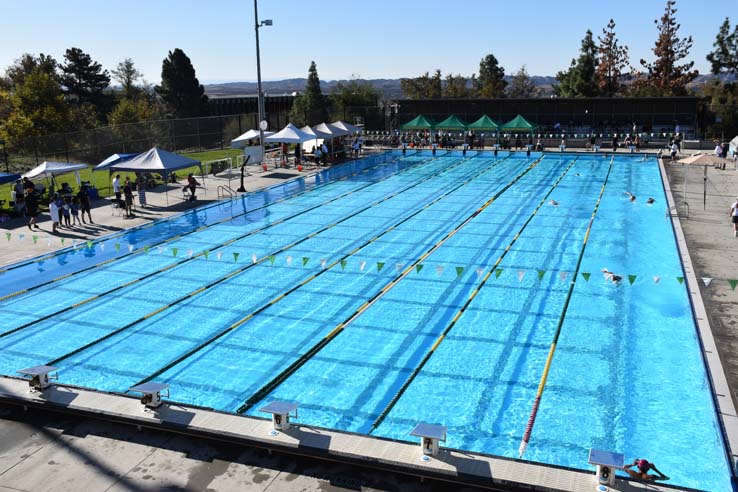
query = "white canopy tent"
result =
(23, 161, 89, 193)
(331, 120, 362, 134)
(313, 122, 348, 138)
(111, 147, 203, 205)
(23, 161, 88, 180)
(94, 153, 139, 172)
(730, 135, 738, 156)
(264, 123, 315, 144)
(230, 129, 274, 148)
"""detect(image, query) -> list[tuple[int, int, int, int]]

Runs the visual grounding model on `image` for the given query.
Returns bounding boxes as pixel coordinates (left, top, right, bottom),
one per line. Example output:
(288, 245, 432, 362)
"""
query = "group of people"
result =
(14, 177, 94, 232)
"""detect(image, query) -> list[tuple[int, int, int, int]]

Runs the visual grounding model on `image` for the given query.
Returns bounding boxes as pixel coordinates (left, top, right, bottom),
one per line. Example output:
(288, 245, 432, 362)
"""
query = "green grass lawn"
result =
(0, 148, 244, 215)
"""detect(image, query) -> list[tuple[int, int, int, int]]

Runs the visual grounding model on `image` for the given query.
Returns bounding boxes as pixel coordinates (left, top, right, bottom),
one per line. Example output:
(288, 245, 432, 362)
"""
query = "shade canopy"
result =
(264, 123, 316, 144)
(230, 129, 275, 148)
(313, 122, 349, 138)
(400, 115, 436, 130)
(435, 114, 469, 130)
(730, 135, 738, 154)
(22, 161, 88, 180)
(300, 125, 332, 139)
(0, 172, 21, 185)
(111, 147, 201, 175)
(331, 120, 362, 134)
(677, 153, 731, 166)
(501, 114, 535, 132)
(468, 115, 500, 131)
(94, 153, 139, 172)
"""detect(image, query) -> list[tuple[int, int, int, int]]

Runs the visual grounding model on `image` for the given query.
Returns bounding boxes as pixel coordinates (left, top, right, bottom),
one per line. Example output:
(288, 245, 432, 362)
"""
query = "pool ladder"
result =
(217, 185, 237, 199)
(667, 201, 689, 218)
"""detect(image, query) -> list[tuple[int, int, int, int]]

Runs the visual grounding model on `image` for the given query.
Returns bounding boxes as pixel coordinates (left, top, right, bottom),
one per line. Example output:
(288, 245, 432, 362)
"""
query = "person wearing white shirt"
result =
(730, 196, 738, 237)
(112, 174, 121, 206)
(715, 143, 723, 157)
(670, 142, 678, 161)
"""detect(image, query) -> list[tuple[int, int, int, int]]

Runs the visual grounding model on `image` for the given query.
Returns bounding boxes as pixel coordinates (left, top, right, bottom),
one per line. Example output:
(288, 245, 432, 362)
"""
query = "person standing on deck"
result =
(730, 196, 738, 237)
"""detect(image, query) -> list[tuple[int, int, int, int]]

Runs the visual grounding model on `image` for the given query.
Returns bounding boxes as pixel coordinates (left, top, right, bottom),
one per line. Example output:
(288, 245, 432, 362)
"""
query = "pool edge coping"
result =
(0, 376, 694, 492)
(658, 157, 738, 482)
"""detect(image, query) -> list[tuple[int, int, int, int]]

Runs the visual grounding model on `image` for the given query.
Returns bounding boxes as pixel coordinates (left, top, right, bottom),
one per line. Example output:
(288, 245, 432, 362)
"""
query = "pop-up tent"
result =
(468, 115, 500, 131)
(0, 172, 21, 185)
(730, 135, 738, 156)
(94, 153, 139, 172)
(501, 114, 535, 133)
(111, 147, 203, 205)
(400, 115, 436, 130)
(435, 114, 468, 131)
(22, 161, 88, 180)
(230, 129, 274, 148)
(314, 122, 348, 138)
(264, 123, 315, 144)
(331, 120, 362, 134)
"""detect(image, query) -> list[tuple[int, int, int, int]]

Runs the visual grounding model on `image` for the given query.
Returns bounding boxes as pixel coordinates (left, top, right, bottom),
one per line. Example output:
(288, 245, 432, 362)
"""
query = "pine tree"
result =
(155, 48, 209, 118)
(476, 54, 507, 98)
(112, 58, 142, 98)
(4, 53, 57, 89)
(60, 47, 110, 105)
(556, 30, 599, 97)
(706, 17, 738, 75)
(507, 66, 536, 98)
(637, 0, 698, 96)
(596, 19, 629, 96)
(290, 61, 330, 126)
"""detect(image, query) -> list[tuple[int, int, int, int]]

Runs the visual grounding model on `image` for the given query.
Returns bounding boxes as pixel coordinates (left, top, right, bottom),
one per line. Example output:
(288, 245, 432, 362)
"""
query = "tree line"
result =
(0, 47, 209, 149)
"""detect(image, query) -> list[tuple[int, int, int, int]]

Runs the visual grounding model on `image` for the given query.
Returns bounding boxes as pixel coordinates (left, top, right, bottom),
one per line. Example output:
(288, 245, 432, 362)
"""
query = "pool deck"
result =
(0, 149, 735, 491)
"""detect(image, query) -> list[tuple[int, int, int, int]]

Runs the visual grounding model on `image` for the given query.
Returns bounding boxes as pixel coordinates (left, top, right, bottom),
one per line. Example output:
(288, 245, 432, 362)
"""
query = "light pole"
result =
(254, 0, 272, 163)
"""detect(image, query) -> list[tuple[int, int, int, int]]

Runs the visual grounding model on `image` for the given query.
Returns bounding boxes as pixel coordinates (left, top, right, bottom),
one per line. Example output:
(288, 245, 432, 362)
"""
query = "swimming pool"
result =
(0, 151, 731, 491)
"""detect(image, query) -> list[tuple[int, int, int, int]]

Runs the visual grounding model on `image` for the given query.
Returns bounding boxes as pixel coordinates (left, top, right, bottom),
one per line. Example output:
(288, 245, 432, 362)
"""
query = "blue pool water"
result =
(0, 150, 731, 491)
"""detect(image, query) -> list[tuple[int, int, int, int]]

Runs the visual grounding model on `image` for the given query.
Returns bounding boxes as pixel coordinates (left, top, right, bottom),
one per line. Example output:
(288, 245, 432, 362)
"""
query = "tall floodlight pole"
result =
(254, 0, 272, 164)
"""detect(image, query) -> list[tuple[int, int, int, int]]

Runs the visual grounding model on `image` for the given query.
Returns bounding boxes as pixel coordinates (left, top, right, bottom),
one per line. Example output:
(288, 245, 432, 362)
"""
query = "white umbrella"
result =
(264, 123, 315, 144)
(332, 120, 362, 134)
(231, 129, 274, 148)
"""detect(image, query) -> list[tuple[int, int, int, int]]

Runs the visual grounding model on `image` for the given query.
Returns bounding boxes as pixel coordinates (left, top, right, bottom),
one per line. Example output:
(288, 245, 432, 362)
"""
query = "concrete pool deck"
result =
(0, 149, 735, 491)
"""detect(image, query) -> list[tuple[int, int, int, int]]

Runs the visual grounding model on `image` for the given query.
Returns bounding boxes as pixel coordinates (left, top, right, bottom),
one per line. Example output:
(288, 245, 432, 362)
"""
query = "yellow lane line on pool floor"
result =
(517, 156, 615, 459)
(43, 155, 497, 368)
(369, 155, 580, 431)
(235, 156, 544, 415)
(130, 156, 514, 390)
(0, 155, 458, 339)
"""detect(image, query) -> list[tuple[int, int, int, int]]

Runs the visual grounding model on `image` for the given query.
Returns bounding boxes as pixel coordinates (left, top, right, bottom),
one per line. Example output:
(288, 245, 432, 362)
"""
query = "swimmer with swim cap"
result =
(624, 458, 669, 481)
(601, 268, 622, 283)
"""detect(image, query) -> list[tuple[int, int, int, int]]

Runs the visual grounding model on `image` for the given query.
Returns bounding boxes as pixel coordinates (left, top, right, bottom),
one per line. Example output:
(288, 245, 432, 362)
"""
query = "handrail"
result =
(217, 185, 235, 199)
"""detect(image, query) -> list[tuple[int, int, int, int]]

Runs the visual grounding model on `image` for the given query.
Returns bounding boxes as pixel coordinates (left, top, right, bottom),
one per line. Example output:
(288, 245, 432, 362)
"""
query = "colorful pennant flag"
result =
(395, 263, 404, 273)
(32, 235, 38, 244)
(158, 246, 164, 254)
(216, 252, 223, 261)
(187, 249, 193, 258)
(376, 262, 384, 272)
(581, 272, 591, 282)
(47, 238, 52, 247)
(340, 259, 347, 270)
(19, 234, 25, 241)
(302, 257, 309, 266)
(729, 279, 738, 291)
(60, 238, 65, 246)
(4, 233, 10, 241)
(100, 243, 106, 251)
(701, 277, 712, 287)
(320, 258, 327, 269)
(677, 276, 684, 284)
(436, 266, 444, 276)
(172, 247, 178, 257)
(476, 267, 484, 278)
(653, 275, 661, 284)
(269, 255, 275, 265)
(559, 271, 568, 282)
(537, 269, 545, 280)
(360, 260, 366, 271)
(144, 245, 150, 254)
(203, 250, 209, 260)
(416, 264, 424, 273)
(494, 268, 503, 278)
(456, 266, 464, 277)
(286, 255, 293, 266)
(233, 252, 240, 263)
(628, 275, 637, 285)
(86, 240, 92, 249)
(517, 270, 525, 281)
(251, 254, 258, 264)
(128, 244, 134, 253)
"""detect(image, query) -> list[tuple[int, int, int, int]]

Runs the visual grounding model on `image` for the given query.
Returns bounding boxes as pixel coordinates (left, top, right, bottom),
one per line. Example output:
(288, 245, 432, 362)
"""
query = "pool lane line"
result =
(0, 154, 475, 339)
(130, 155, 519, 391)
(0, 152, 418, 296)
(517, 156, 615, 459)
(235, 156, 546, 415)
(41, 155, 510, 368)
(368, 155, 581, 432)
(0, 153, 442, 304)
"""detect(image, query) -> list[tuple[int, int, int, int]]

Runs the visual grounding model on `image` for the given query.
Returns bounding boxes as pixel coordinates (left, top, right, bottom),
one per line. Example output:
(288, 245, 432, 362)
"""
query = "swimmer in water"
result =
(601, 268, 622, 283)
(549, 199, 559, 206)
(624, 458, 669, 481)
(625, 191, 636, 202)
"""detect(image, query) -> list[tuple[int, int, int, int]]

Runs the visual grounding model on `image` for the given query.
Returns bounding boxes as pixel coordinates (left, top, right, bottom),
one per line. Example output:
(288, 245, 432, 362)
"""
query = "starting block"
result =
(18, 365, 59, 391)
(410, 422, 447, 458)
(129, 382, 170, 409)
(259, 401, 299, 433)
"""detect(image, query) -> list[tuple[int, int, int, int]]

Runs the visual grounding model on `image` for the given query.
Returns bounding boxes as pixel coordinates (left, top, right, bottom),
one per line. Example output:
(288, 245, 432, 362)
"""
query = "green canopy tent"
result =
(435, 114, 468, 131)
(400, 115, 436, 130)
(467, 115, 500, 131)
(501, 114, 536, 133)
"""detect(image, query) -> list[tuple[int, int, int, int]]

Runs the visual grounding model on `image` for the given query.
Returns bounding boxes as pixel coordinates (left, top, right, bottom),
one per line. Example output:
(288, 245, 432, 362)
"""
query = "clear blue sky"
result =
(0, 0, 735, 85)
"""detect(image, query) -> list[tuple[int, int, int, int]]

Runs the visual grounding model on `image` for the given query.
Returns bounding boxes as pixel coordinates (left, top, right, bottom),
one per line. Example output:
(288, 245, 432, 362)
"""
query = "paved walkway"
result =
(663, 157, 738, 410)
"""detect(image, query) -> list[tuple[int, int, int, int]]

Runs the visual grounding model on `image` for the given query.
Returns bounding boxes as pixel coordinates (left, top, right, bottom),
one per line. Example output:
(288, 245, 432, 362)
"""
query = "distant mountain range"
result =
(204, 74, 732, 100)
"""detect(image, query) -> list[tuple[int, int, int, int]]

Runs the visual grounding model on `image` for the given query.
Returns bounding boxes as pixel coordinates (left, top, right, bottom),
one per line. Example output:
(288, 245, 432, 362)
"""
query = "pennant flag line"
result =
(730, 280, 738, 291)
(172, 247, 178, 257)
(702, 277, 712, 287)
(360, 260, 366, 271)
(203, 250, 209, 260)
(436, 266, 444, 276)
(456, 266, 464, 277)
(653, 276, 660, 284)
(302, 257, 309, 267)
(320, 258, 327, 269)
(376, 262, 384, 272)
(340, 259, 347, 270)
(416, 264, 424, 273)
(286, 255, 293, 266)
(476, 268, 484, 278)
(32, 235, 38, 244)
(677, 277, 684, 284)
(128, 244, 134, 253)
(233, 252, 240, 263)
(559, 271, 568, 282)
(216, 252, 223, 261)
(628, 274, 637, 285)
(269, 255, 276, 265)
(251, 254, 258, 264)
(517, 270, 525, 281)
(581, 272, 591, 282)
(495, 268, 503, 278)
(537, 269, 545, 280)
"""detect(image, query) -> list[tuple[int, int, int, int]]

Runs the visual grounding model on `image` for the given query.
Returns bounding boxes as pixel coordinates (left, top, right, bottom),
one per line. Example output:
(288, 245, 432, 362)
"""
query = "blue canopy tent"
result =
(0, 172, 21, 185)
(94, 153, 139, 173)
